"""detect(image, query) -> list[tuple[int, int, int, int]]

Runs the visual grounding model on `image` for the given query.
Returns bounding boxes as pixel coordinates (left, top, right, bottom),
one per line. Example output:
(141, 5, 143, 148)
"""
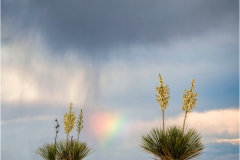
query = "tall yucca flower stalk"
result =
(155, 74, 170, 132)
(182, 79, 198, 132)
(64, 102, 76, 141)
(76, 109, 83, 141)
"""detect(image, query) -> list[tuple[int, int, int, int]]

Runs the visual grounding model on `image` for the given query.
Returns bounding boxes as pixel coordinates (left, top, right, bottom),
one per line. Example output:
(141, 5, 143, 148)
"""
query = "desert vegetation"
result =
(36, 103, 92, 160)
(141, 75, 204, 160)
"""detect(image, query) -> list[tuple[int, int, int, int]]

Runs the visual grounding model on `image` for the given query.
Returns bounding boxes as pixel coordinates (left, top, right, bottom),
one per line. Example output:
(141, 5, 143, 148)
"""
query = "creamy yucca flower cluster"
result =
(76, 109, 83, 141)
(64, 102, 76, 137)
(182, 79, 198, 112)
(64, 102, 84, 141)
(155, 74, 170, 111)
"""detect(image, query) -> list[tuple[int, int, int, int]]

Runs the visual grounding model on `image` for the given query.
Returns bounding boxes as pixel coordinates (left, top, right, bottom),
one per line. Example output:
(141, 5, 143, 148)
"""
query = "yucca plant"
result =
(141, 126, 204, 160)
(55, 139, 92, 160)
(36, 139, 92, 160)
(69, 140, 92, 160)
(36, 143, 56, 160)
(141, 127, 166, 160)
(141, 75, 203, 160)
(36, 102, 92, 160)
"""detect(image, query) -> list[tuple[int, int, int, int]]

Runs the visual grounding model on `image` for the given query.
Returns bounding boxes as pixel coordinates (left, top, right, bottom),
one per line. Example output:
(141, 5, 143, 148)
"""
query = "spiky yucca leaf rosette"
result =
(36, 140, 92, 160)
(141, 126, 203, 160)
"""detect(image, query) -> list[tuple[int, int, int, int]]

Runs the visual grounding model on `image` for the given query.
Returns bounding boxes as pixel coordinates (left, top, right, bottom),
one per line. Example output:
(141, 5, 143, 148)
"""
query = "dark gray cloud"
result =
(2, 0, 238, 56)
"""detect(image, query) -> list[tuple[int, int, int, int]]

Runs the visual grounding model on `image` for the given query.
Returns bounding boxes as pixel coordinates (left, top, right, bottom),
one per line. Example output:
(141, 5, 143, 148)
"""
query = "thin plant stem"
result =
(67, 133, 69, 143)
(183, 111, 188, 132)
(162, 110, 165, 132)
(54, 118, 59, 159)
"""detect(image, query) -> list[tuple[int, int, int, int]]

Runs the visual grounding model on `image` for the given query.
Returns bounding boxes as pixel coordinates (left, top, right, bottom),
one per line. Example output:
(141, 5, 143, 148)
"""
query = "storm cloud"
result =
(3, 0, 238, 56)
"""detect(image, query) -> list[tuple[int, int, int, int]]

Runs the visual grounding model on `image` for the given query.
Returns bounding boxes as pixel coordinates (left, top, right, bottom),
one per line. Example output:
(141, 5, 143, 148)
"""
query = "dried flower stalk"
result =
(54, 118, 60, 145)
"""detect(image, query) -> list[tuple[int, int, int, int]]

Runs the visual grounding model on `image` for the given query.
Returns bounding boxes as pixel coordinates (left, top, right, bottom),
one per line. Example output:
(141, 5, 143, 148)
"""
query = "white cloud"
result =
(2, 69, 39, 103)
(167, 108, 239, 136)
(2, 34, 89, 107)
(215, 138, 239, 145)
(129, 108, 239, 140)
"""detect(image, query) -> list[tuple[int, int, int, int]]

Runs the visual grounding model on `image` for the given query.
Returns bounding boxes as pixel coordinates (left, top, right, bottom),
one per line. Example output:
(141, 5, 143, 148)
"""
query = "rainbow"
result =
(89, 111, 129, 147)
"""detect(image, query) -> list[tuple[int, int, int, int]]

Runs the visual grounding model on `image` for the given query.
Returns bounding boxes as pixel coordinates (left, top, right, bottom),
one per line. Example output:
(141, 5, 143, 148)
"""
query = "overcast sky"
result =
(2, 0, 239, 160)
